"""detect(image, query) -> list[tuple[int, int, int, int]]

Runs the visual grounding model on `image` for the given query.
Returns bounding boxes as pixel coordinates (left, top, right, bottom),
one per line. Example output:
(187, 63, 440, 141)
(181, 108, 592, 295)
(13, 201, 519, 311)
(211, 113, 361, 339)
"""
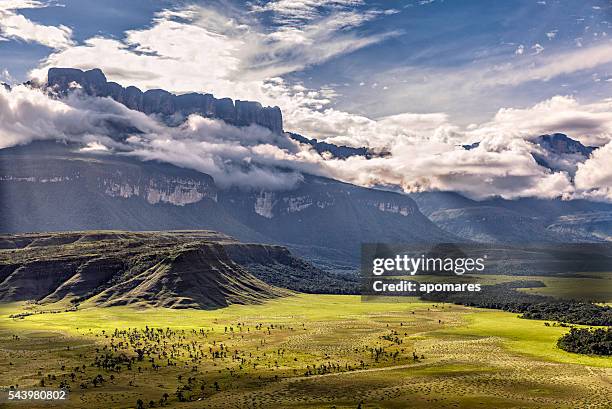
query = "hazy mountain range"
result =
(1, 68, 611, 270)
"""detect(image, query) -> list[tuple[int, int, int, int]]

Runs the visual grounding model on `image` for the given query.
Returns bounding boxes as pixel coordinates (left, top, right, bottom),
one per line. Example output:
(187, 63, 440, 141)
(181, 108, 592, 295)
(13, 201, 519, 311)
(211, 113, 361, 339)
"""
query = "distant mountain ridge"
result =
(410, 191, 612, 243)
(287, 132, 374, 159)
(0, 141, 455, 269)
(531, 133, 597, 173)
(533, 133, 596, 156)
(46, 67, 284, 134)
(2, 68, 611, 267)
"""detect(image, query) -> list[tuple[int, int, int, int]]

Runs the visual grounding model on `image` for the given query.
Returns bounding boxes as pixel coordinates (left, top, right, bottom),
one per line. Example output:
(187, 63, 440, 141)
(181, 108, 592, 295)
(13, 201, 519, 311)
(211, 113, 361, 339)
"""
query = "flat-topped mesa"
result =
(47, 67, 284, 134)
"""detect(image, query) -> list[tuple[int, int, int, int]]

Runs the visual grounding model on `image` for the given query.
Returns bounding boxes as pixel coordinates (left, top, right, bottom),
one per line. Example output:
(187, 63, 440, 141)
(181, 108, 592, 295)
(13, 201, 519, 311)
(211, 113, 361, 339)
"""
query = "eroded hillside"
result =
(0, 231, 299, 308)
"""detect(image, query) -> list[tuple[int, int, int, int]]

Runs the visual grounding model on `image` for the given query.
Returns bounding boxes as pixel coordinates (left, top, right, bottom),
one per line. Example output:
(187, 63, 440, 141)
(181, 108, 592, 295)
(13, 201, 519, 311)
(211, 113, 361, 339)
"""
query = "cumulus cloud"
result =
(283, 93, 612, 156)
(466, 96, 612, 146)
(261, 93, 612, 201)
(3, 84, 612, 201)
(320, 133, 576, 201)
(575, 142, 612, 201)
(0, 84, 312, 190)
(286, 106, 457, 149)
(27, 2, 402, 149)
(2, 3, 611, 201)
(0, 1, 73, 49)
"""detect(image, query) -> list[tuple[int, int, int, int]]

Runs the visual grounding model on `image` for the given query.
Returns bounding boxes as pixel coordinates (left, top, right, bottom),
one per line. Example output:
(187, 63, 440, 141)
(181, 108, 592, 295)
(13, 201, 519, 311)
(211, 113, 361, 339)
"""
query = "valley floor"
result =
(0, 295, 610, 409)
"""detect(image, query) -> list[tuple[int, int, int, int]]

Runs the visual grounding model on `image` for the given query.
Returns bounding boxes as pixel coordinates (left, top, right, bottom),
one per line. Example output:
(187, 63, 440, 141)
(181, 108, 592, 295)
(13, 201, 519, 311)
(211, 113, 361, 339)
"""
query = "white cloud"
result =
(574, 142, 612, 201)
(250, 0, 365, 24)
(2, 83, 612, 201)
(0, 83, 154, 149)
(468, 96, 612, 146)
(0, 69, 14, 83)
(3, 2, 611, 202)
(531, 43, 545, 55)
(515, 44, 525, 55)
(286, 93, 612, 151)
(30, 3, 398, 101)
(0, 84, 311, 189)
(273, 94, 612, 200)
(321, 138, 575, 201)
(502, 42, 612, 85)
(28, 3, 400, 153)
(340, 40, 612, 120)
(0, 1, 73, 49)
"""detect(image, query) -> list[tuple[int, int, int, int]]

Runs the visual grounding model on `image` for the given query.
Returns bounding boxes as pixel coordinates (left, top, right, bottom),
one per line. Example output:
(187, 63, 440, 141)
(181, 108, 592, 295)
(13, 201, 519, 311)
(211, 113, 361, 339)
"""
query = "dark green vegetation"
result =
(520, 302, 612, 326)
(422, 281, 612, 326)
(0, 231, 610, 407)
(557, 327, 612, 355)
(237, 260, 358, 294)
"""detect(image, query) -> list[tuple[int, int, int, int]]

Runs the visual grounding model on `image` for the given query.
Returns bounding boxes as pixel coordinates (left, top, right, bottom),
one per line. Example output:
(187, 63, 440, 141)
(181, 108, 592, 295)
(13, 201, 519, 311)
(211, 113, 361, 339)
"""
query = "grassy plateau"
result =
(0, 294, 610, 409)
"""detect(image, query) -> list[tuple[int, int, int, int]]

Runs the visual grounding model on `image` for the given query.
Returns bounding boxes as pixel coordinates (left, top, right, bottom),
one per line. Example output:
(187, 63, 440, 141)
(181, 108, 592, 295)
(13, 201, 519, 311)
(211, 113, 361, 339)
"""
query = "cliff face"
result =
(0, 141, 460, 269)
(47, 68, 283, 134)
(0, 145, 218, 207)
(0, 231, 293, 308)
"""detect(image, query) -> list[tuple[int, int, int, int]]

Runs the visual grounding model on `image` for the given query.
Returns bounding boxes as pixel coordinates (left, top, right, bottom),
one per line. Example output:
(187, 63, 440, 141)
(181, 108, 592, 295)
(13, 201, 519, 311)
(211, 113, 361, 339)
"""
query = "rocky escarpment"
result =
(287, 132, 372, 159)
(0, 153, 217, 207)
(0, 231, 297, 308)
(1, 142, 457, 269)
(547, 211, 612, 241)
(410, 191, 612, 244)
(47, 68, 283, 134)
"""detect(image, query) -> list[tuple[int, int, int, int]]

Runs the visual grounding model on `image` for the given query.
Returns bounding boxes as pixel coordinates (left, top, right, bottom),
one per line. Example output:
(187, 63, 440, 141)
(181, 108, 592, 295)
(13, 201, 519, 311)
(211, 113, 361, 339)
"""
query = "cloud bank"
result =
(1, 84, 612, 202)
(1, 2, 611, 201)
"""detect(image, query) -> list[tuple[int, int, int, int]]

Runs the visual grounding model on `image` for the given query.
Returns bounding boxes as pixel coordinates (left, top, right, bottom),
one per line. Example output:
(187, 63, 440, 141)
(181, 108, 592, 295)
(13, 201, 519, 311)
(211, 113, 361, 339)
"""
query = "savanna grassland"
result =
(1, 294, 610, 409)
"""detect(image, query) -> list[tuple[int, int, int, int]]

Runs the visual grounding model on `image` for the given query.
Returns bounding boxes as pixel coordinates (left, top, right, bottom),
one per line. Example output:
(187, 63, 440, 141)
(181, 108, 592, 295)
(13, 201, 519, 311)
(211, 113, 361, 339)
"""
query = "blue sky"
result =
(1, 1, 612, 200)
(1, 0, 611, 127)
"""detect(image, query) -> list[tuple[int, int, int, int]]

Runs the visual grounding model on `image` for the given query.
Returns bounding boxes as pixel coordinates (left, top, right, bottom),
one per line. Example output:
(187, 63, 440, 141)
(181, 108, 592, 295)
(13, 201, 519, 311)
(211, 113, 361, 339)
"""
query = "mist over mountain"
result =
(0, 140, 454, 268)
(531, 133, 597, 174)
(464, 133, 598, 175)
(3, 67, 612, 202)
(1, 67, 612, 269)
